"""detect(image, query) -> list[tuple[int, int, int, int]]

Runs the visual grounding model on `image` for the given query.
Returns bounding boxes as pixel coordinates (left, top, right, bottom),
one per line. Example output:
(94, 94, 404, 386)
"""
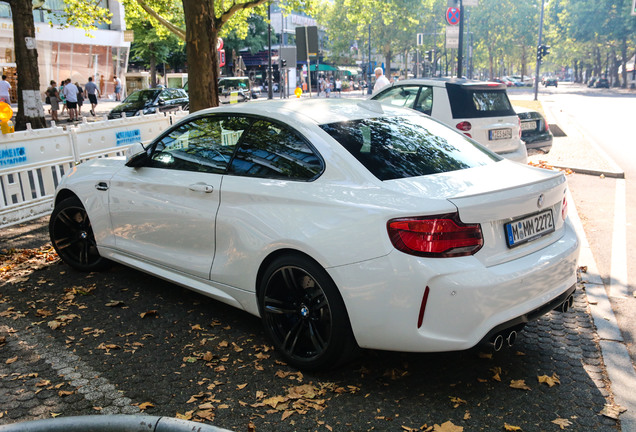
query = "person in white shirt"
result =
(372, 67, 390, 94)
(0, 75, 11, 103)
(63, 79, 79, 122)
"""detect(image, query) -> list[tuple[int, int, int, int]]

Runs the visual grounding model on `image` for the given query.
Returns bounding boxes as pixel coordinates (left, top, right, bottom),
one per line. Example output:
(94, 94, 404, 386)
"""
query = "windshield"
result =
(124, 89, 161, 104)
(320, 115, 499, 181)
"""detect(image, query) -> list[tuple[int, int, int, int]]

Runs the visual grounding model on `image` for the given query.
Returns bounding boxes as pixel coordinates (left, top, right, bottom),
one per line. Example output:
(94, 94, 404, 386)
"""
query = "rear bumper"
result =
(523, 133, 553, 151)
(497, 139, 528, 163)
(328, 218, 579, 353)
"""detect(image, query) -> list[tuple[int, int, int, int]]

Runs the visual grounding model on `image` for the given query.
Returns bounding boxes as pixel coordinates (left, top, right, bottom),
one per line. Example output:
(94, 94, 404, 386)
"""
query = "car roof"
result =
(193, 98, 414, 126)
(379, 77, 507, 90)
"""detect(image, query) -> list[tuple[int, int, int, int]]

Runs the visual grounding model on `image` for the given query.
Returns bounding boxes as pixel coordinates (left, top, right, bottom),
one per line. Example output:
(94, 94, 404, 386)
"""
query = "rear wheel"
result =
(259, 255, 357, 370)
(49, 196, 110, 272)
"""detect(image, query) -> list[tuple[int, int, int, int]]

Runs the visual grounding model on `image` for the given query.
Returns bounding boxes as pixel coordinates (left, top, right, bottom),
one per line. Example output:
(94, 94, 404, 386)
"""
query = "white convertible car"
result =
(49, 99, 580, 370)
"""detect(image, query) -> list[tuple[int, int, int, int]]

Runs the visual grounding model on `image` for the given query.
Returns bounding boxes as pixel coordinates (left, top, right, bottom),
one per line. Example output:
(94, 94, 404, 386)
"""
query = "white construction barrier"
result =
(0, 111, 187, 228)
(72, 113, 173, 162)
(0, 125, 76, 227)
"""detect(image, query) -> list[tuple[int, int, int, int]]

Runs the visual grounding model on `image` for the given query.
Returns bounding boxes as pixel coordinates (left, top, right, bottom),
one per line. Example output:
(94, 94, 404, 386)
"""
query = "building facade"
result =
(0, 0, 130, 100)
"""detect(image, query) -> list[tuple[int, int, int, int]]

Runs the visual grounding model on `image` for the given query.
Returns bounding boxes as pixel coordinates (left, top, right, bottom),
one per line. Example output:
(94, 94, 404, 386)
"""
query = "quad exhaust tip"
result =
(557, 295, 574, 313)
(492, 330, 518, 352)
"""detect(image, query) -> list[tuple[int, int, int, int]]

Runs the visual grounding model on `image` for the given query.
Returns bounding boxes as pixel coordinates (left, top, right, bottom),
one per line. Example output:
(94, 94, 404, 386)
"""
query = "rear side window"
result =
(320, 115, 498, 181)
(446, 84, 516, 119)
(229, 120, 323, 180)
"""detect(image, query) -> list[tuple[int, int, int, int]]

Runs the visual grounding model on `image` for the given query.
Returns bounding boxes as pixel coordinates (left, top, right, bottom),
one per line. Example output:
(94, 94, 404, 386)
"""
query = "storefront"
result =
(0, 0, 130, 99)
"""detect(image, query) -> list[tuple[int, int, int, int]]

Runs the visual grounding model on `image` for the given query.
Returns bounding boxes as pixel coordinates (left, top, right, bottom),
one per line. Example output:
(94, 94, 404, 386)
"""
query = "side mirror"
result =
(157, 99, 165, 106)
(125, 142, 148, 167)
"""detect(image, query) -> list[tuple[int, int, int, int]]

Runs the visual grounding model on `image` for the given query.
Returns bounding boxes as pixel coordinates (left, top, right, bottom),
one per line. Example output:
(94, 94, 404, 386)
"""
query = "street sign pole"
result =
(533, 0, 545, 101)
(457, 0, 464, 78)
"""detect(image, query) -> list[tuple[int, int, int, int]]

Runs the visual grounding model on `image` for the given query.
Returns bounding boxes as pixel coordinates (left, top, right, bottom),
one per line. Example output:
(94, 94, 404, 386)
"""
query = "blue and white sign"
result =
(446, 7, 460, 25)
(116, 129, 141, 147)
(0, 146, 27, 167)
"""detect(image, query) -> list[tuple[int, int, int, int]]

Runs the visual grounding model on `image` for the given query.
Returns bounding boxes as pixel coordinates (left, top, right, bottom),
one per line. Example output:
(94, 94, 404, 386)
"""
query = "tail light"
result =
(387, 213, 483, 258)
(562, 195, 568, 221)
(545, 119, 550, 132)
(456, 121, 472, 132)
(518, 117, 522, 138)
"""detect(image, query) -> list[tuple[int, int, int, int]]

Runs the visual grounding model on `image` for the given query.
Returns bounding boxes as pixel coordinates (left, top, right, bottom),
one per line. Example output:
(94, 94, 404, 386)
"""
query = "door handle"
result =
(95, 182, 109, 191)
(188, 183, 214, 193)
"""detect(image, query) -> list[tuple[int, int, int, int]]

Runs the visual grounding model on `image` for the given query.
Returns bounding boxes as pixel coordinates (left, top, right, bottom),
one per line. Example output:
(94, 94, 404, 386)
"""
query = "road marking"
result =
(610, 179, 629, 298)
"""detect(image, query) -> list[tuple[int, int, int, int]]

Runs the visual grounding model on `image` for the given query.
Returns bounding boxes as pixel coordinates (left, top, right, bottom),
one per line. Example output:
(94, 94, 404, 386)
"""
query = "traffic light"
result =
(281, 59, 287, 68)
(426, 50, 433, 62)
(537, 45, 550, 63)
(541, 45, 551, 57)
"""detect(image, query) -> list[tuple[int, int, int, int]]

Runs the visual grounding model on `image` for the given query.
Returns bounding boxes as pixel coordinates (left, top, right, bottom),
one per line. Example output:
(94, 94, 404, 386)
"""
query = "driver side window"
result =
(374, 86, 421, 110)
(148, 116, 249, 174)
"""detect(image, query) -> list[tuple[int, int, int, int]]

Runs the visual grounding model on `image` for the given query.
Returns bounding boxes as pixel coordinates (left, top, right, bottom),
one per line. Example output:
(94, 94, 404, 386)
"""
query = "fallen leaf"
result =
(490, 367, 502, 382)
(35, 379, 51, 387)
(138, 402, 154, 410)
(198, 402, 214, 410)
(58, 390, 74, 397)
(478, 352, 493, 359)
(140, 310, 157, 319)
(237, 383, 248, 390)
(433, 420, 463, 432)
(449, 396, 467, 408)
(5, 357, 18, 364)
(537, 373, 560, 387)
(105, 300, 124, 307)
(599, 404, 627, 419)
(281, 410, 294, 420)
(551, 418, 572, 429)
(510, 380, 531, 390)
(504, 424, 522, 431)
(176, 411, 194, 420)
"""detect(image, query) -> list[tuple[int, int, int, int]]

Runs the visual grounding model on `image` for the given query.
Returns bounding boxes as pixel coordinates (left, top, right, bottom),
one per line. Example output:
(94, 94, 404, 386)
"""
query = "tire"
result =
(49, 196, 110, 272)
(258, 255, 358, 370)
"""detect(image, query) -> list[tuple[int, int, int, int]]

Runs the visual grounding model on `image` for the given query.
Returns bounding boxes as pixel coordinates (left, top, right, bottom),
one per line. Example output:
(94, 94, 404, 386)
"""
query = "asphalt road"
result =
(0, 223, 619, 431)
(1, 85, 631, 431)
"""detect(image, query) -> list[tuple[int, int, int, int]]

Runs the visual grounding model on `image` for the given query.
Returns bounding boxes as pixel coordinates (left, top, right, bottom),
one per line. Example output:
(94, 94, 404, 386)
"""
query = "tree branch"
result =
(135, 0, 186, 40)
(216, 0, 269, 29)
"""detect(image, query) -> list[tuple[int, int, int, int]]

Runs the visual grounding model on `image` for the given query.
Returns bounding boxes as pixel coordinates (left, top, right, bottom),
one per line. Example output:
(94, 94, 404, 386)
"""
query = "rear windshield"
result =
(446, 84, 516, 119)
(320, 115, 499, 181)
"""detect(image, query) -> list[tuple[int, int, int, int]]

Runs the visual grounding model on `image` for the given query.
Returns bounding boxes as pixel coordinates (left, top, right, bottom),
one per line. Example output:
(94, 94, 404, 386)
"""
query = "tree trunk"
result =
(621, 36, 628, 89)
(8, 0, 46, 130)
(150, 50, 157, 87)
(182, 0, 219, 111)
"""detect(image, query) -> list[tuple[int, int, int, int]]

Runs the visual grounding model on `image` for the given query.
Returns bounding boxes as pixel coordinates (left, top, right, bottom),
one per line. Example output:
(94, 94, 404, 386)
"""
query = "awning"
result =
(309, 64, 339, 72)
(337, 66, 360, 76)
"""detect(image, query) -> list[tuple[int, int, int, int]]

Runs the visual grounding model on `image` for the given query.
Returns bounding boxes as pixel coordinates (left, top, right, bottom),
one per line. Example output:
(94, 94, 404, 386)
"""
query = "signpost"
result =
(446, 7, 460, 25)
(445, 26, 459, 49)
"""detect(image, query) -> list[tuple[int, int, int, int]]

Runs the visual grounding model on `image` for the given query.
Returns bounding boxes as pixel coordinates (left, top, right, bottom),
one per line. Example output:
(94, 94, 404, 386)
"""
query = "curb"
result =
(567, 188, 636, 431)
(555, 165, 625, 179)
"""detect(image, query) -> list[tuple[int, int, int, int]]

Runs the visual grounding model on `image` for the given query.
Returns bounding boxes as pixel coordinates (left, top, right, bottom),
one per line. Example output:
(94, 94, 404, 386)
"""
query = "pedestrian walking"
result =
(63, 79, 79, 122)
(85, 76, 100, 116)
(99, 74, 105, 95)
(75, 82, 84, 117)
(0, 75, 11, 104)
(114, 76, 122, 101)
(59, 80, 67, 116)
(324, 77, 332, 98)
(45, 80, 60, 122)
(335, 78, 342, 97)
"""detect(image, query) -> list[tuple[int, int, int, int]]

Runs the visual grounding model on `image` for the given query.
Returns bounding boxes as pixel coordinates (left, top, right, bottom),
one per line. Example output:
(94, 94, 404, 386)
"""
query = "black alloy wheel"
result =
(259, 255, 357, 370)
(49, 196, 110, 272)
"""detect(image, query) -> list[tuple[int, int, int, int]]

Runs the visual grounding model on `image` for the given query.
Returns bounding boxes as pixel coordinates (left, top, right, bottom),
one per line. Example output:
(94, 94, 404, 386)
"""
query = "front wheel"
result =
(258, 255, 357, 370)
(49, 196, 110, 272)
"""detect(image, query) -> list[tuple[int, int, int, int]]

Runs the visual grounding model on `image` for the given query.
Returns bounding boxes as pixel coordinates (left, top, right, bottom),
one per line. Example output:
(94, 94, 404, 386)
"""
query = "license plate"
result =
(505, 209, 555, 247)
(489, 128, 513, 140)
(521, 121, 537, 131)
